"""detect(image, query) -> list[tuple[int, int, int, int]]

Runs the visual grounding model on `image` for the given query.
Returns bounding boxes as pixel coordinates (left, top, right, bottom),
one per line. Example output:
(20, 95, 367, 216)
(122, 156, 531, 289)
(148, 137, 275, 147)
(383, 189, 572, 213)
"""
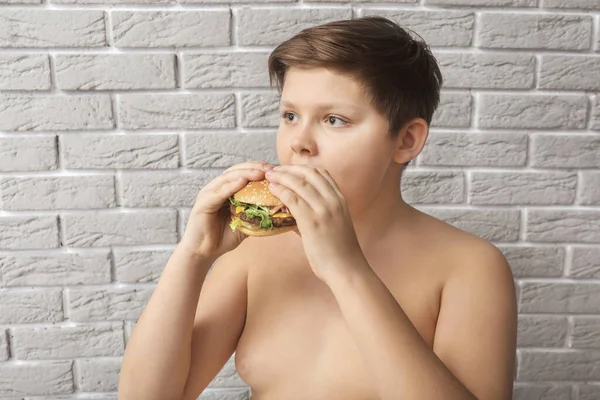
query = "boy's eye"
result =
(281, 112, 299, 123)
(326, 116, 347, 127)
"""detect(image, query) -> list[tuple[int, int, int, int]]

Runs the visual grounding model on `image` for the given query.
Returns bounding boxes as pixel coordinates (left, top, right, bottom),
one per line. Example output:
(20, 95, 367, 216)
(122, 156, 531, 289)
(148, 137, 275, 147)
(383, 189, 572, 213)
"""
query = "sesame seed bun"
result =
(233, 180, 283, 207)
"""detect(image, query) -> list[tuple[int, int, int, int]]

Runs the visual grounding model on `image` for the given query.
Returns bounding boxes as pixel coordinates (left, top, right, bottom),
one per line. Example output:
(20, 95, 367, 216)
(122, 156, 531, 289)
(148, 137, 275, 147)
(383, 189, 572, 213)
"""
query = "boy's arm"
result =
(182, 246, 249, 399)
(432, 242, 517, 400)
(118, 244, 249, 400)
(326, 241, 517, 400)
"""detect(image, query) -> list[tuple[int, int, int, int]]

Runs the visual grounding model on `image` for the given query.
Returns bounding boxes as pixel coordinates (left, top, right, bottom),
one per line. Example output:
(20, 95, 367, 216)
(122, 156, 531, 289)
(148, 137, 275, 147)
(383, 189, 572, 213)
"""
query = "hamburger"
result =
(228, 180, 296, 237)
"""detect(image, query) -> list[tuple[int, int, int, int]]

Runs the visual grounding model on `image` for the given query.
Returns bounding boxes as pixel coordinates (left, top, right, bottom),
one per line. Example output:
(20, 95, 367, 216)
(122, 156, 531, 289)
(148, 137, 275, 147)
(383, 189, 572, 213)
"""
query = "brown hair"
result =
(268, 16, 443, 168)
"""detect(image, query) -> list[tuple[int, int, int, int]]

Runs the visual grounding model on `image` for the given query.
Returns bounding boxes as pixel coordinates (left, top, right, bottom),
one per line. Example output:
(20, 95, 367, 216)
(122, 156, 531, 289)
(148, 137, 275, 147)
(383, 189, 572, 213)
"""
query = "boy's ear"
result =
(392, 118, 429, 165)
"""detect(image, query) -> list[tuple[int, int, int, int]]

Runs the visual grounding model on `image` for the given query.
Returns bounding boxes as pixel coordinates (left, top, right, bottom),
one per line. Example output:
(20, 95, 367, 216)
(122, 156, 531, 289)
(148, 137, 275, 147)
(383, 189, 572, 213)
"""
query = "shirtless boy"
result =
(119, 16, 517, 400)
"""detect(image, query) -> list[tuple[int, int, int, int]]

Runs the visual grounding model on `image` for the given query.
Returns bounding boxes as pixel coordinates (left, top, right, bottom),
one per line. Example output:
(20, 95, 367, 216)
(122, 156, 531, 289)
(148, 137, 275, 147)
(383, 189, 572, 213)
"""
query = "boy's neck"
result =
(351, 173, 415, 249)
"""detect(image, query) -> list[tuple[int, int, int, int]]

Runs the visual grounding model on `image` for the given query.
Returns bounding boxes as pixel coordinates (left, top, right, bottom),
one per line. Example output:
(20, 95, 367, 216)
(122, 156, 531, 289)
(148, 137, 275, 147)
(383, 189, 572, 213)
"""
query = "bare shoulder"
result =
(411, 209, 515, 290)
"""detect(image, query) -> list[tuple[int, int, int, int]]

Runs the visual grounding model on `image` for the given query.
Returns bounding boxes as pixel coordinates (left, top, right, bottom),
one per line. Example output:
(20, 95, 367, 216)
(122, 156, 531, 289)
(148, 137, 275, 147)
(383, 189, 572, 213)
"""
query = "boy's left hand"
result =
(265, 165, 365, 282)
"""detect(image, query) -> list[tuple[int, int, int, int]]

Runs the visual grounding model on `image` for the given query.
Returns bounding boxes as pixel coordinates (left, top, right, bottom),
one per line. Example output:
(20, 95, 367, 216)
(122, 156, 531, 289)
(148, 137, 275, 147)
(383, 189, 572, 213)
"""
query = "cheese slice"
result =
(235, 206, 245, 214)
(271, 212, 293, 218)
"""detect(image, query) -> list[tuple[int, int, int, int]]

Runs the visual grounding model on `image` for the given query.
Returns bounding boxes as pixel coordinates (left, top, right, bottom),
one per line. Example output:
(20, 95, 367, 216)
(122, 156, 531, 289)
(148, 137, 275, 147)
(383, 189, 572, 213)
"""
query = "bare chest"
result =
(235, 251, 443, 399)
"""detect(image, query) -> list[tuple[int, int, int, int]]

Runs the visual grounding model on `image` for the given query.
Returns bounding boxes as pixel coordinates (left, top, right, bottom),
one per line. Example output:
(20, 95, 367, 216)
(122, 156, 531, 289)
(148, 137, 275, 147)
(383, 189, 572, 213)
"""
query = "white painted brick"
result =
(571, 317, 600, 349)
(427, 0, 534, 5)
(579, 384, 600, 400)
(543, 0, 600, 9)
(591, 96, 600, 130)
(526, 210, 600, 243)
(12, 323, 124, 360)
(570, 247, 600, 279)
(183, 52, 270, 88)
(531, 135, 600, 168)
(52, 0, 169, 4)
(77, 358, 121, 392)
(67, 287, 153, 322)
(470, 171, 577, 205)
(0, 0, 41, 4)
(580, 172, 600, 205)
(420, 132, 527, 167)
(185, 132, 278, 168)
(0, 176, 116, 210)
(478, 94, 588, 129)
(118, 94, 235, 130)
(431, 92, 472, 128)
(498, 245, 565, 278)
(418, 208, 520, 242)
(518, 350, 600, 381)
(513, 384, 573, 400)
(478, 13, 593, 50)
(120, 171, 220, 207)
(540, 55, 600, 90)
(184, 0, 293, 4)
(0, 10, 106, 48)
(0, 216, 59, 250)
(0, 136, 57, 172)
(520, 282, 600, 313)
(0, 94, 114, 131)
(359, 10, 474, 47)
(124, 321, 135, 344)
(240, 92, 280, 128)
(113, 249, 172, 283)
(517, 316, 568, 347)
(111, 11, 230, 48)
(0, 362, 74, 397)
(61, 210, 177, 247)
(207, 356, 247, 388)
(237, 8, 352, 46)
(401, 171, 465, 204)
(0, 54, 50, 90)
(313, 0, 414, 3)
(180, 208, 192, 241)
(0, 289, 63, 324)
(0, 329, 9, 361)
(55, 54, 176, 90)
(0, 250, 111, 286)
(60, 134, 179, 170)
(199, 389, 250, 400)
(437, 52, 535, 89)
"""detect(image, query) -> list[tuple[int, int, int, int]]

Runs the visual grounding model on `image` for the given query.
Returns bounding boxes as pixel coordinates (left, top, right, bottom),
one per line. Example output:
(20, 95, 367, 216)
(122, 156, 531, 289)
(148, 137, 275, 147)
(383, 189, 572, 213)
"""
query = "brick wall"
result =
(0, 0, 599, 399)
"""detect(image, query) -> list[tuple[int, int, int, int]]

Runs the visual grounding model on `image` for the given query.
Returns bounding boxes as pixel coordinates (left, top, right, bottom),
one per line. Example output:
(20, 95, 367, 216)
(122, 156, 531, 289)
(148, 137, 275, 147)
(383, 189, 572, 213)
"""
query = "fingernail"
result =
(262, 164, 274, 171)
(265, 170, 273, 177)
(269, 181, 278, 187)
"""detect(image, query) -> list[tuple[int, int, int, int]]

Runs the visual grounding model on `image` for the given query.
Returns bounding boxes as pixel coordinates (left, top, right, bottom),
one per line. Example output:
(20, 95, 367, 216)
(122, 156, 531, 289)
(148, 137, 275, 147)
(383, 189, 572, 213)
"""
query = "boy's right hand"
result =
(179, 161, 274, 260)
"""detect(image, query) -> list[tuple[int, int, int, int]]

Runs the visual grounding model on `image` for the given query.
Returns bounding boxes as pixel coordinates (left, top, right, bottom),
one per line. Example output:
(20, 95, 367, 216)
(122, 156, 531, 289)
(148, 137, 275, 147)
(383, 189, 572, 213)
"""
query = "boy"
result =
(119, 16, 517, 400)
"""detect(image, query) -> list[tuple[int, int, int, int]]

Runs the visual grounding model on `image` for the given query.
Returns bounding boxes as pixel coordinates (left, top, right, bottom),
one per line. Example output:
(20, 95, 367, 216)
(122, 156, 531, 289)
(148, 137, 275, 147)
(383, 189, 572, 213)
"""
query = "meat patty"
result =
(230, 204, 296, 227)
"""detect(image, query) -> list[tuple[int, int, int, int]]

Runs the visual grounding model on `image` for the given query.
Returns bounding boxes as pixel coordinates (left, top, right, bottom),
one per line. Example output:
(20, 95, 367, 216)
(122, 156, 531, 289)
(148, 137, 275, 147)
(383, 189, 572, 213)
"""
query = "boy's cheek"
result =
(275, 137, 292, 163)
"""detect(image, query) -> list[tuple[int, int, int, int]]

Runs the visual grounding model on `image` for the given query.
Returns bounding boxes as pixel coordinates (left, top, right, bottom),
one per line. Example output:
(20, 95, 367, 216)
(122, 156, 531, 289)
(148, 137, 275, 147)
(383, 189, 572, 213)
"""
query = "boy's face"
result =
(276, 67, 401, 213)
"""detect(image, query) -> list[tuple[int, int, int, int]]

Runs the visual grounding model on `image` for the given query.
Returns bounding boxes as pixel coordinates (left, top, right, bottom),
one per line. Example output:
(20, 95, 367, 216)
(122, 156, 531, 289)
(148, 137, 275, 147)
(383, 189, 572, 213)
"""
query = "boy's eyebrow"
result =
(280, 100, 360, 112)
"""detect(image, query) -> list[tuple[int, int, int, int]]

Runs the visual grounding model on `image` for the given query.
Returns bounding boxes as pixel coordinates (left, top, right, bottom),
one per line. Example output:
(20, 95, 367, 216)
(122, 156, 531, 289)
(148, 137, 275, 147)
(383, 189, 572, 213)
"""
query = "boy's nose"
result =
(290, 133, 318, 157)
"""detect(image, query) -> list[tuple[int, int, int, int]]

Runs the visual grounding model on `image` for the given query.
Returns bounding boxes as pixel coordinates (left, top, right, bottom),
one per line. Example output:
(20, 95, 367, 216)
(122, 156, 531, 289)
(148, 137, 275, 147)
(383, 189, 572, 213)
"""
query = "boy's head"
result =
(267, 16, 442, 212)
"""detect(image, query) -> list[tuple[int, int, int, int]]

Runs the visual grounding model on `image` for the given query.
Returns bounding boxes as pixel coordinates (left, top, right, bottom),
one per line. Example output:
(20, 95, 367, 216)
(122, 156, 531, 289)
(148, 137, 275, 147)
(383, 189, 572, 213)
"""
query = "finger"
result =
(224, 161, 276, 173)
(315, 168, 344, 199)
(198, 169, 264, 212)
(204, 167, 264, 192)
(266, 169, 326, 212)
(269, 166, 338, 205)
(267, 181, 311, 218)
